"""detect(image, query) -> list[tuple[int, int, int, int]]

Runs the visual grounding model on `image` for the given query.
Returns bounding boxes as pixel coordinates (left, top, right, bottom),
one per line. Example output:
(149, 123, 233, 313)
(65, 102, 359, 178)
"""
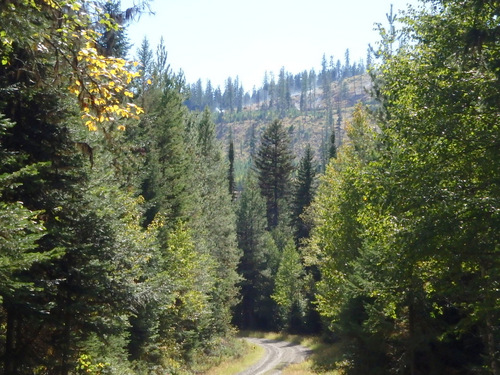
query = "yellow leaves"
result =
(68, 86, 80, 96)
(85, 120, 97, 131)
(6, 0, 144, 131)
(34, 2, 144, 132)
(41, 0, 59, 9)
(69, 43, 144, 131)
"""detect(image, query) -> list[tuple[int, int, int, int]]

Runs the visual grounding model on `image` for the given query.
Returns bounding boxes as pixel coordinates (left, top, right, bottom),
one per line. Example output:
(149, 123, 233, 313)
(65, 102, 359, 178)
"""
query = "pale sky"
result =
(123, 0, 419, 90)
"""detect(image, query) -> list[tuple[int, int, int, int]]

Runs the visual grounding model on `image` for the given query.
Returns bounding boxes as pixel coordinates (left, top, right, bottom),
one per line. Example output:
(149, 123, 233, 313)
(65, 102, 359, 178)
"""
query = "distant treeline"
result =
(184, 49, 368, 113)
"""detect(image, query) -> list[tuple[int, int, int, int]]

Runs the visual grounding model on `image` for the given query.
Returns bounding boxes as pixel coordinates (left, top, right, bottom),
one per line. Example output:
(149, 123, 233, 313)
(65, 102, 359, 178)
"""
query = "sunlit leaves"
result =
(272, 240, 304, 311)
(1, 0, 144, 132)
(313, 1, 500, 372)
(70, 44, 142, 130)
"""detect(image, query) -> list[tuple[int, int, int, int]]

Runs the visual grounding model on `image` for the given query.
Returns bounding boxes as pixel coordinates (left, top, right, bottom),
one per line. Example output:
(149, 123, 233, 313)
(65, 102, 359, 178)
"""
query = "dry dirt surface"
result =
(237, 337, 312, 375)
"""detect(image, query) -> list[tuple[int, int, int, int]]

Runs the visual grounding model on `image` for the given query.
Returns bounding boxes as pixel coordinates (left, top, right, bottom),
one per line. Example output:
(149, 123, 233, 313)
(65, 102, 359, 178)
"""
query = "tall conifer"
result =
(291, 144, 317, 244)
(228, 131, 236, 200)
(254, 120, 294, 230)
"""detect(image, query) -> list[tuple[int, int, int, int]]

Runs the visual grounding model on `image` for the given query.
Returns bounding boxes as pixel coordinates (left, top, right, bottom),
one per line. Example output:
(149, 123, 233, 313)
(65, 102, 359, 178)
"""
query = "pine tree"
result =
(268, 74, 277, 110)
(228, 131, 236, 200)
(254, 120, 294, 230)
(96, 0, 131, 58)
(329, 127, 337, 159)
(234, 173, 279, 330)
(277, 67, 291, 116)
(343, 48, 351, 78)
(204, 80, 214, 110)
(291, 144, 317, 244)
(135, 37, 154, 109)
(223, 77, 234, 112)
(139, 60, 191, 228)
(300, 70, 308, 112)
(188, 108, 241, 336)
(308, 69, 317, 113)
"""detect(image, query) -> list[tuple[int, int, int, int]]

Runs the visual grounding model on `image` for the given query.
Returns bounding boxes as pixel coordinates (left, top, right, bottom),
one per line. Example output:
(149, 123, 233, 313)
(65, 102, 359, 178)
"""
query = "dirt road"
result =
(237, 337, 312, 375)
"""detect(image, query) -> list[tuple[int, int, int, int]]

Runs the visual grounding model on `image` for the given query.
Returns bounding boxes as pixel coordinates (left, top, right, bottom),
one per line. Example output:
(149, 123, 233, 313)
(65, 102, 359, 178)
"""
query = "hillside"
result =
(213, 73, 375, 183)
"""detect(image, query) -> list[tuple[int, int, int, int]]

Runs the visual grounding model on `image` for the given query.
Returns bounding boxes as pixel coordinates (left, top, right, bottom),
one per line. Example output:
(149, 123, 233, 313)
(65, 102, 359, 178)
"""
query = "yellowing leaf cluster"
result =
(2, 0, 144, 131)
(68, 42, 143, 131)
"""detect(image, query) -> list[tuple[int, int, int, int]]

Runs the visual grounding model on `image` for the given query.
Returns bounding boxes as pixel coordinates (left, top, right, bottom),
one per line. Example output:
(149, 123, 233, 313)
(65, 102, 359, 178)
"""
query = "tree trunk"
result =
(4, 305, 16, 375)
(481, 265, 499, 375)
(408, 300, 416, 375)
(60, 306, 72, 375)
(485, 312, 499, 375)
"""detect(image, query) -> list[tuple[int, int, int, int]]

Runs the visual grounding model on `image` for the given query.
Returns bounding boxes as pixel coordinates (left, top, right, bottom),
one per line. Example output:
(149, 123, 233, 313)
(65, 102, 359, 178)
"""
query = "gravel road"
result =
(236, 337, 312, 375)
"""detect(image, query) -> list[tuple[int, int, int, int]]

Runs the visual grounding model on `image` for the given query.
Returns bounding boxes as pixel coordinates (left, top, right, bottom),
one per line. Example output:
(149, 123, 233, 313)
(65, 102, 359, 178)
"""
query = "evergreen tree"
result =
(188, 108, 241, 336)
(234, 173, 279, 330)
(291, 144, 317, 244)
(139, 62, 191, 228)
(329, 126, 337, 159)
(228, 131, 236, 200)
(300, 70, 308, 112)
(262, 71, 270, 103)
(254, 120, 294, 230)
(268, 74, 277, 110)
(96, 0, 131, 57)
(135, 37, 154, 109)
(204, 79, 214, 110)
(343, 48, 351, 78)
(223, 77, 234, 112)
(214, 86, 222, 110)
(277, 67, 291, 116)
(308, 69, 317, 113)
(129, 43, 195, 365)
(191, 78, 204, 110)
(234, 76, 244, 113)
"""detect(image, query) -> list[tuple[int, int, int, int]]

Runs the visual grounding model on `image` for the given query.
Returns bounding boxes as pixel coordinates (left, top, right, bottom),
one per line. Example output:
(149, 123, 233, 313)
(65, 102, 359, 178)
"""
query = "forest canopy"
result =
(0, 0, 498, 374)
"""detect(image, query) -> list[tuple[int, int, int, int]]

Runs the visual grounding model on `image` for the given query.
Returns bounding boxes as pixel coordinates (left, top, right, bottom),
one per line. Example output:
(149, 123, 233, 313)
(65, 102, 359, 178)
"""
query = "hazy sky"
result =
(123, 0, 418, 89)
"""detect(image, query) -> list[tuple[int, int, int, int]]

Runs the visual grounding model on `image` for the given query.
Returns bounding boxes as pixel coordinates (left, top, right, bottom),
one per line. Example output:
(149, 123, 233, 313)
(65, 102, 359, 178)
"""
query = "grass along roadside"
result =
(237, 331, 343, 375)
(202, 331, 343, 375)
(201, 338, 265, 375)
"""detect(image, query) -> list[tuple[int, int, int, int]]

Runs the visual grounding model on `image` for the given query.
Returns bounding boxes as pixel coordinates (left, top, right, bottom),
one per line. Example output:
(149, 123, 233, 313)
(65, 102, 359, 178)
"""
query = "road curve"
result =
(237, 337, 312, 375)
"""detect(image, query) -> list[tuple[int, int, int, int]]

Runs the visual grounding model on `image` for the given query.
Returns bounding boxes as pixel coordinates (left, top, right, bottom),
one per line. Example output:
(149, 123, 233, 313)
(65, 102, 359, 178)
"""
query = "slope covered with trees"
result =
(309, 1, 500, 374)
(0, 0, 498, 374)
(0, 1, 240, 374)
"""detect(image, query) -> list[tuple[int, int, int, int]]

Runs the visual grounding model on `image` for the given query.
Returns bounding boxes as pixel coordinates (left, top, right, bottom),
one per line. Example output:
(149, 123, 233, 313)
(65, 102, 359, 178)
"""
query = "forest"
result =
(0, 0, 498, 374)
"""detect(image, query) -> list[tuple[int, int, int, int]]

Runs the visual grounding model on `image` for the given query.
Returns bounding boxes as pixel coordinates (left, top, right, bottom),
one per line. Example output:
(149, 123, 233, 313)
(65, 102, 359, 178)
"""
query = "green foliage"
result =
(187, 108, 241, 337)
(254, 119, 294, 229)
(311, 2, 500, 374)
(291, 143, 317, 244)
(272, 239, 306, 332)
(138, 53, 192, 229)
(228, 132, 236, 200)
(127, 40, 241, 372)
(311, 104, 375, 324)
(234, 172, 279, 330)
(0, 5, 241, 374)
(0, 115, 53, 304)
